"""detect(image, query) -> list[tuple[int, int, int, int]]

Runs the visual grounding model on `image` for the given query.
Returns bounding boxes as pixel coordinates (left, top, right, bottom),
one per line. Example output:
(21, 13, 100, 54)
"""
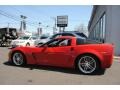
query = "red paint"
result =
(9, 36, 114, 69)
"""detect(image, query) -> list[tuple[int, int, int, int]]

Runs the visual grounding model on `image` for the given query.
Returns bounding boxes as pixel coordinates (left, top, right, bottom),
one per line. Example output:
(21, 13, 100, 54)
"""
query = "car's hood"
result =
(12, 39, 27, 42)
(12, 46, 43, 53)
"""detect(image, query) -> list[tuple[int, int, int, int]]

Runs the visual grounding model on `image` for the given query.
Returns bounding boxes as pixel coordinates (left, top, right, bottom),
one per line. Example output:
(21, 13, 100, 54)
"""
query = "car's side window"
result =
(41, 39, 71, 47)
(31, 37, 37, 40)
(76, 38, 86, 45)
(58, 39, 71, 47)
(40, 36, 48, 39)
(47, 39, 61, 47)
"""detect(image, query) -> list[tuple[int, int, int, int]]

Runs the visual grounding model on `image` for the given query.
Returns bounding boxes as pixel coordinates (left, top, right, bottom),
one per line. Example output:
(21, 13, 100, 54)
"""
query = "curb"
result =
(114, 56, 120, 60)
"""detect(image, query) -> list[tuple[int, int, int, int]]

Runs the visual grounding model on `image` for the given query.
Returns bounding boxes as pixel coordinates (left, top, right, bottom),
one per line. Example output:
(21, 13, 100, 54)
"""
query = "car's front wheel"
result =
(12, 52, 26, 66)
(77, 55, 100, 74)
(26, 43, 30, 46)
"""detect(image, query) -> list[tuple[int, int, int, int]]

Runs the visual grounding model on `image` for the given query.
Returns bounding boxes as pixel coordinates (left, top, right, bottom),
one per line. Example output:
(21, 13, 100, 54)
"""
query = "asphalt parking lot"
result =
(0, 47, 120, 85)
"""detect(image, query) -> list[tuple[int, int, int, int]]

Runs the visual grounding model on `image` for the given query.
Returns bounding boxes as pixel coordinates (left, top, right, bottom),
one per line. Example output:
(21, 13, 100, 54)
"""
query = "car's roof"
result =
(56, 31, 79, 34)
(56, 36, 76, 39)
(62, 31, 79, 32)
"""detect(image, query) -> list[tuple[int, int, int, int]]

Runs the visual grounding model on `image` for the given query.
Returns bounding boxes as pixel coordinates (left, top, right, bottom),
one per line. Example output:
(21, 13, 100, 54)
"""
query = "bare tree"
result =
(74, 24, 88, 37)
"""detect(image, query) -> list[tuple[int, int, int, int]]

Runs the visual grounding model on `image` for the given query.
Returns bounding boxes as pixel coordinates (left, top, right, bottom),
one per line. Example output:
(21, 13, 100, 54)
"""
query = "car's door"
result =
(45, 39, 73, 67)
(35, 39, 62, 65)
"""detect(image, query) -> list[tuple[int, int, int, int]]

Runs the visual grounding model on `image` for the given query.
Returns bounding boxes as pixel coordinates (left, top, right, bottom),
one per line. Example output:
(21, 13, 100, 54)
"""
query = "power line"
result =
(9, 6, 23, 14)
(0, 9, 37, 28)
(0, 9, 20, 21)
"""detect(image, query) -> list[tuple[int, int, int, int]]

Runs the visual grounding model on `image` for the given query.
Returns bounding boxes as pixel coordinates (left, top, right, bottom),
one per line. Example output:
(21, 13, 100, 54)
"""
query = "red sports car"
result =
(8, 36, 114, 74)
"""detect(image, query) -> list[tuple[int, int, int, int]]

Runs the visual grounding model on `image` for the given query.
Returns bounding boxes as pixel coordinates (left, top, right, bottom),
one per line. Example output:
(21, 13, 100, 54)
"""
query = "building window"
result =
(89, 13, 106, 43)
(102, 14, 106, 43)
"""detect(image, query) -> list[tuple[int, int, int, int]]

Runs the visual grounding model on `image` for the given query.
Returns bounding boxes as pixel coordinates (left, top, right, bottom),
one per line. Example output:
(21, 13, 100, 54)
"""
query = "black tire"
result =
(11, 51, 26, 66)
(26, 43, 30, 46)
(76, 54, 100, 75)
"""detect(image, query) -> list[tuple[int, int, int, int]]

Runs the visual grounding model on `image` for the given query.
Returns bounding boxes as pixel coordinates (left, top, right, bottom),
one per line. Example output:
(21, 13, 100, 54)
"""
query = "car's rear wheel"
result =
(77, 55, 100, 74)
(12, 52, 26, 66)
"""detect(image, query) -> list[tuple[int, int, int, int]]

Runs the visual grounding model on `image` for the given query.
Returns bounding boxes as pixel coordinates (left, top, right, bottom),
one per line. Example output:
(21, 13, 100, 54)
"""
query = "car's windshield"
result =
(31, 36, 37, 40)
(40, 39, 71, 47)
(18, 36, 30, 40)
(40, 36, 49, 39)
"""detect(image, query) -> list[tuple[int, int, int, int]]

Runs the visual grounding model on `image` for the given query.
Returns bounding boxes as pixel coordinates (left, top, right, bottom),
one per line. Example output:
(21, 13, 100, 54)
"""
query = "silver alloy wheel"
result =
(13, 52, 24, 66)
(78, 56, 97, 74)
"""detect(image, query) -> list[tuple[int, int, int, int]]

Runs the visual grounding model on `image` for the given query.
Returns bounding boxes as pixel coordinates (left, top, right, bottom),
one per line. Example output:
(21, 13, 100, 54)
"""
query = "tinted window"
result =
(31, 37, 37, 40)
(19, 36, 30, 40)
(40, 36, 48, 39)
(76, 38, 86, 45)
(58, 39, 71, 46)
(41, 39, 71, 47)
(48, 39, 61, 47)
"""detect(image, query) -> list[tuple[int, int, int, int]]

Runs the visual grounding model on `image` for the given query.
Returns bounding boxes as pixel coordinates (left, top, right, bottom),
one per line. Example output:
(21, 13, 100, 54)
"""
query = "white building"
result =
(88, 5, 120, 56)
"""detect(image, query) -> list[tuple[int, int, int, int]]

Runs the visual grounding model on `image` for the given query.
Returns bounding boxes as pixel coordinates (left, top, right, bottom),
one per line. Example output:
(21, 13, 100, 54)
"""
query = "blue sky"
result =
(0, 5, 92, 35)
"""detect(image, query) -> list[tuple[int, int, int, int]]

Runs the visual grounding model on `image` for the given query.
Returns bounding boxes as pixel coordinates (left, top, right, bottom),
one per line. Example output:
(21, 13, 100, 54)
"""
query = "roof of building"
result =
(88, 5, 98, 30)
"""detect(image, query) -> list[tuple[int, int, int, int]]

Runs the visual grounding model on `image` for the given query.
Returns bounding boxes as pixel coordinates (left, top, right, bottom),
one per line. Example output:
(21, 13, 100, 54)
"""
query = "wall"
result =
(109, 6, 120, 55)
(88, 5, 120, 55)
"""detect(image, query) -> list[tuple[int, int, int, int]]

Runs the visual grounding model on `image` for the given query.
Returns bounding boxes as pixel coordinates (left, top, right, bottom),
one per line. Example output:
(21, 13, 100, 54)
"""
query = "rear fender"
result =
(75, 49, 104, 68)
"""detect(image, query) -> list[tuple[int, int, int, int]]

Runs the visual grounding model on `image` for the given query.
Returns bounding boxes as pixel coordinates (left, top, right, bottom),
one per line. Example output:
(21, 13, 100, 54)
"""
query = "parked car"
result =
(34, 35, 50, 46)
(8, 36, 113, 74)
(10, 35, 37, 48)
(35, 31, 87, 46)
(0, 28, 18, 46)
(50, 31, 87, 39)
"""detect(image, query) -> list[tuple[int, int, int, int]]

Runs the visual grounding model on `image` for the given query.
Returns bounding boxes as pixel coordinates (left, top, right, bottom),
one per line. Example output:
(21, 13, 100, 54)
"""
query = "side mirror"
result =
(44, 45, 48, 48)
(59, 43, 67, 46)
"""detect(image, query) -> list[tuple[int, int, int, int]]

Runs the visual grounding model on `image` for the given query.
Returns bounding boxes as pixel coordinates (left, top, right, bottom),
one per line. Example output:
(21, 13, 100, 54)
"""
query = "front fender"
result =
(10, 47, 36, 64)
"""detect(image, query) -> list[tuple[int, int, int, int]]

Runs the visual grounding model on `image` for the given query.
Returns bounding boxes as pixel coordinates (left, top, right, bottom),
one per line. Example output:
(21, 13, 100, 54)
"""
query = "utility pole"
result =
(51, 17, 57, 34)
(20, 15, 27, 32)
(7, 23, 9, 34)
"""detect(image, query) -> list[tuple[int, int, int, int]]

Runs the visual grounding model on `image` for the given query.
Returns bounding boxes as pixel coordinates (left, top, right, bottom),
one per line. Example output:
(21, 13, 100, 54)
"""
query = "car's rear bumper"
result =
(101, 53, 113, 68)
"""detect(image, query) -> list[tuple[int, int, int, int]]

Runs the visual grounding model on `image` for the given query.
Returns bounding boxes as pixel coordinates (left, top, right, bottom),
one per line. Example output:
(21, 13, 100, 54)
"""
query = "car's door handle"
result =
(70, 47, 74, 51)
